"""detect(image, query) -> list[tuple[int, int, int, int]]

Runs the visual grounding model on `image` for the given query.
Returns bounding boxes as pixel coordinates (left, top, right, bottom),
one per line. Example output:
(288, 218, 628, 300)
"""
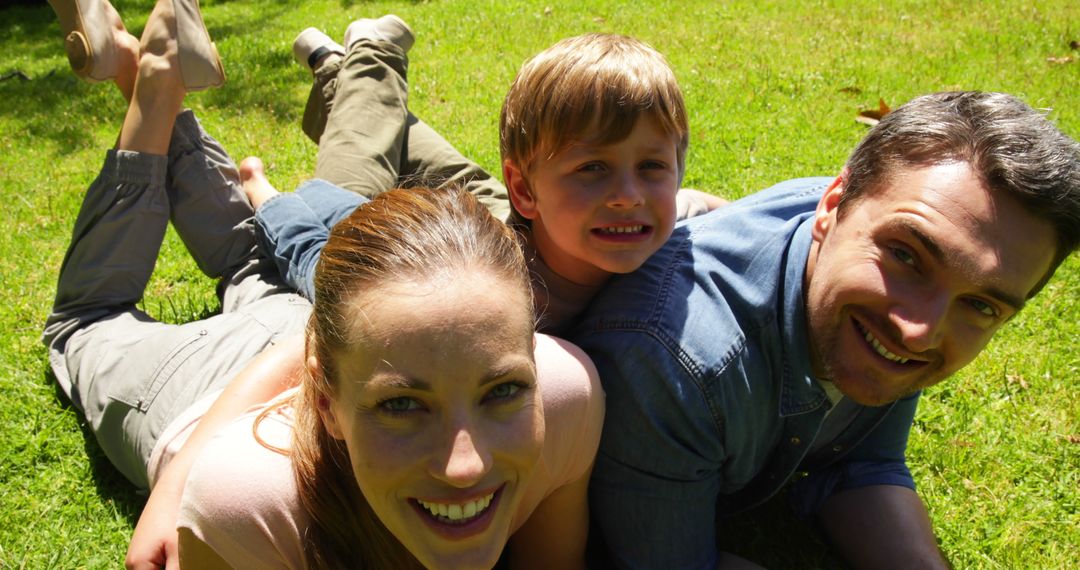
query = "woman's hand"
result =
(126, 472, 185, 570)
(124, 334, 307, 569)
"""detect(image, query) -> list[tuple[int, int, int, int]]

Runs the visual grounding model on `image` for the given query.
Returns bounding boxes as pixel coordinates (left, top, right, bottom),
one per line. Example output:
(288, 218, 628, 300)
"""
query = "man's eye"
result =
(891, 247, 916, 266)
(967, 298, 997, 317)
(379, 397, 421, 413)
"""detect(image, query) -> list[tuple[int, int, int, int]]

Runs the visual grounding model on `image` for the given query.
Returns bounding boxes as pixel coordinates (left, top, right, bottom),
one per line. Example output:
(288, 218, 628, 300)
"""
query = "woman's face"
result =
(318, 270, 542, 570)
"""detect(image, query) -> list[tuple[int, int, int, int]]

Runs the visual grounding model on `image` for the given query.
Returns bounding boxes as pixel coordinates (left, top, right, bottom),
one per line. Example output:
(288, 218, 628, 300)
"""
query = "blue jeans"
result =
(254, 179, 366, 301)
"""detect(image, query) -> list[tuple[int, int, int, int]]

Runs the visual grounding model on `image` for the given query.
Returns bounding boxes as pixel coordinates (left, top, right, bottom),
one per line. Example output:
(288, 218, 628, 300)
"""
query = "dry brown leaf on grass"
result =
(1047, 55, 1075, 64)
(856, 98, 891, 126)
(1065, 435, 1080, 444)
(1006, 374, 1030, 390)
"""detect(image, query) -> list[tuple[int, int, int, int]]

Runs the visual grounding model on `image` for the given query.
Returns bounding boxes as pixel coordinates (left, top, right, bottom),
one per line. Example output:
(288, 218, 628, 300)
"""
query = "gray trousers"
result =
(306, 39, 511, 221)
(42, 112, 311, 490)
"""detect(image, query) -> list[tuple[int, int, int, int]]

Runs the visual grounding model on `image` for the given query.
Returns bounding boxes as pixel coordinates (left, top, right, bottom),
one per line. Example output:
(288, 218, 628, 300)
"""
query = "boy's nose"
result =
(606, 174, 645, 209)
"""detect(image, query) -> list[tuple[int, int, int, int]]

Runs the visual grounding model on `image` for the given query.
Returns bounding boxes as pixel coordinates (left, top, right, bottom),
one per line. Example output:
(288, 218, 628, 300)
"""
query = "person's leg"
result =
(312, 37, 410, 196)
(302, 23, 510, 220)
(399, 115, 511, 221)
(42, 0, 304, 489)
(163, 110, 269, 310)
(43, 0, 190, 484)
(248, 172, 367, 301)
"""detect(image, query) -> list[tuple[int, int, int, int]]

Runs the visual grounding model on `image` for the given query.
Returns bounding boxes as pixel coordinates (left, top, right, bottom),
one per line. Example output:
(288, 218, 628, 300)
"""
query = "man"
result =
(572, 91, 1080, 569)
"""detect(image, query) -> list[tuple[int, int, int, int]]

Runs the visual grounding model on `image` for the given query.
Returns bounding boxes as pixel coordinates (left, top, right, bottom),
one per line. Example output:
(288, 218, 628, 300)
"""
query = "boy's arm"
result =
(675, 188, 729, 221)
(125, 336, 306, 570)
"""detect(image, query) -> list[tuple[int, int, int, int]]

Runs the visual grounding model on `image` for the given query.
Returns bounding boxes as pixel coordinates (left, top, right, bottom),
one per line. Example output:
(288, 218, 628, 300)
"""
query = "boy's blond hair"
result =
(499, 33, 689, 180)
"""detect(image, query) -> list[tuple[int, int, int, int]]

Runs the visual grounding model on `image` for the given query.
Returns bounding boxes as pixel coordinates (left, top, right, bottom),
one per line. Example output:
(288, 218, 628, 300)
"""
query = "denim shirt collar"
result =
(777, 217, 829, 417)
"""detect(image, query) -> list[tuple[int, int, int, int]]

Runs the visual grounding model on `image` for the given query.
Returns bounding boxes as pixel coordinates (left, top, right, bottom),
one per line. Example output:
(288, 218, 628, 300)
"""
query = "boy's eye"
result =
(379, 397, 422, 413)
(639, 160, 668, 170)
(577, 161, 606, 173)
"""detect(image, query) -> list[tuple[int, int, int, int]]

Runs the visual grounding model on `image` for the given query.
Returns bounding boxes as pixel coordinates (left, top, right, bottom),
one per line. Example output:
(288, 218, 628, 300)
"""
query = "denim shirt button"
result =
(789, 436, 802, 446)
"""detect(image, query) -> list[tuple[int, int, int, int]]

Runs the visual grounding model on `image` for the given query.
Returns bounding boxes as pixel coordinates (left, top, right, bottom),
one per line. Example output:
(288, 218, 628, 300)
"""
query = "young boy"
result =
(249, 17, 723, 334)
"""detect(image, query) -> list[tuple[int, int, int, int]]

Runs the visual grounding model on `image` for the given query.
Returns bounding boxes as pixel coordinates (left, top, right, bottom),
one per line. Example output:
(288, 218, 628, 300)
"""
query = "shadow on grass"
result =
(44, 369, 144, 527)
(0, 0, 320, 151)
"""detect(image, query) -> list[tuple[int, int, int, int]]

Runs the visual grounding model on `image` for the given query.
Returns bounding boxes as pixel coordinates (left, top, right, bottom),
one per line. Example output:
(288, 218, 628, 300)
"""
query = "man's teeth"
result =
(863, 329, 910, 364)
(417, 493, 494, 523)
(598, 225, 644, 234)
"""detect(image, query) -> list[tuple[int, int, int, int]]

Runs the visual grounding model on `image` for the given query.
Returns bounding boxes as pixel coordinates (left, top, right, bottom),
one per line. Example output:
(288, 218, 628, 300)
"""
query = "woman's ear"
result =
(504, 159, 539, 220)
(308, 354, 345, 440)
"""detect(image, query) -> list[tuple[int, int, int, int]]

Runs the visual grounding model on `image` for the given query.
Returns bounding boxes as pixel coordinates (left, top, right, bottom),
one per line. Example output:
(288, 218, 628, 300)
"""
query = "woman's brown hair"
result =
(285, 186, 532, 568)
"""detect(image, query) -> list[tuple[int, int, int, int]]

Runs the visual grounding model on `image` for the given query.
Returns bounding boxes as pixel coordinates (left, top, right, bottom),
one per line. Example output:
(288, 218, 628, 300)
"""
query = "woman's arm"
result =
(506, 468, 592, 570)
(125, 335, 306, 570)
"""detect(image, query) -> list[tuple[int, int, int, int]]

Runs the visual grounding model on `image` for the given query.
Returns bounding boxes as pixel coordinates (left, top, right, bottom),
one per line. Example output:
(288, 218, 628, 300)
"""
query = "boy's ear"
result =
(308, 354, 345, 440)
(812, 169, 846, 241)
(504, 159, 539, 220)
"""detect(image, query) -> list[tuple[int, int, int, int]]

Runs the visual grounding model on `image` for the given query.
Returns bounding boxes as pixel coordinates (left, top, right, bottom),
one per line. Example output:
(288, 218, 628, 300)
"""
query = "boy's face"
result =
(505, 115, 680, 286)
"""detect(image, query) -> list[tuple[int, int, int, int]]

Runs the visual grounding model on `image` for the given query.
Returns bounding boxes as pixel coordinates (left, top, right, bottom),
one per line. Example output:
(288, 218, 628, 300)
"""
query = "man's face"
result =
(504, 114, 680, 286)
(804, 161, 1057, 406)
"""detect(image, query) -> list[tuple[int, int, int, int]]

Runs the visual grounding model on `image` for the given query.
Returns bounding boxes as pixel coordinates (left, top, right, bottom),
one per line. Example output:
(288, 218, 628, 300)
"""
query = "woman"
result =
(43, 1, 602, 568)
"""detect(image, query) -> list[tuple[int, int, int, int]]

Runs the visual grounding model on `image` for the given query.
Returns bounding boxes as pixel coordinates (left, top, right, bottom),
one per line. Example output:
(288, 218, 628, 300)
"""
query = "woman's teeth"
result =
(417, 493, 495, 523)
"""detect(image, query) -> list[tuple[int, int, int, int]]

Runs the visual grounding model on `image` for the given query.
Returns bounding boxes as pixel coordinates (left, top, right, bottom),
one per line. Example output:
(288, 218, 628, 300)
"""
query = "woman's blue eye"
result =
(486, 382, 522, 401)
(380, 397, 420, 413)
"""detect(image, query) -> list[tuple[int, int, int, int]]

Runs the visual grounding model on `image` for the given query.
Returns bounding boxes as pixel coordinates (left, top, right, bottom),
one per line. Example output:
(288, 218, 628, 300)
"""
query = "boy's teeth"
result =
(862, 328, 910, 364)
(600, 225, 643, 234)
(417, 493, 495, 523)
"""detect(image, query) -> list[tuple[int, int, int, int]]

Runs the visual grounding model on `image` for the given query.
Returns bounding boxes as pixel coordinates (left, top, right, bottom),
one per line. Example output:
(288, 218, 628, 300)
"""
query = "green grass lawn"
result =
(1, 0, 1077, 567)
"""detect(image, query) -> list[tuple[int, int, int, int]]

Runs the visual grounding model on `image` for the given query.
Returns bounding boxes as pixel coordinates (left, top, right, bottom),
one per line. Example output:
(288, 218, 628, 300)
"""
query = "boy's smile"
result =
(506, 115, 680, 286)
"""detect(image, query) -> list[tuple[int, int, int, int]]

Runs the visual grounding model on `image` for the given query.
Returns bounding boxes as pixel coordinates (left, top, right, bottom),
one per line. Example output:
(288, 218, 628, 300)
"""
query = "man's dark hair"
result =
(841, 91, 1080, 282)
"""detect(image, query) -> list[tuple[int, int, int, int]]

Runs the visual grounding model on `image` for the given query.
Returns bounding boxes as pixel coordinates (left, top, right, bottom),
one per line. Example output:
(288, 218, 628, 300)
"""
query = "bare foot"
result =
(240, 156, 279, 209)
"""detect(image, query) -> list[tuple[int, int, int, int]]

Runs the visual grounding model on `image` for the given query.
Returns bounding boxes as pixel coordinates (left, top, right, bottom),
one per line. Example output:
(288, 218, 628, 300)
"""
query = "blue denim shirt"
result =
(571, 178, 920, 569)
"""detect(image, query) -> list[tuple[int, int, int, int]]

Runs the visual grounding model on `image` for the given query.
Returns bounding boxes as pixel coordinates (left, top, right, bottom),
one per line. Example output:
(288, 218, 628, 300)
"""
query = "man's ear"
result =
(504, 159, 539, 220)
(308, 354, 345, 440)
(812, 169, 847, 241)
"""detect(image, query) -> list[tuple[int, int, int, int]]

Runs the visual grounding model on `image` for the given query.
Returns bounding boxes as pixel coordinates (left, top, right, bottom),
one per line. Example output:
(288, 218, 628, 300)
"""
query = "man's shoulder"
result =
(575, 177, 827, 341)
